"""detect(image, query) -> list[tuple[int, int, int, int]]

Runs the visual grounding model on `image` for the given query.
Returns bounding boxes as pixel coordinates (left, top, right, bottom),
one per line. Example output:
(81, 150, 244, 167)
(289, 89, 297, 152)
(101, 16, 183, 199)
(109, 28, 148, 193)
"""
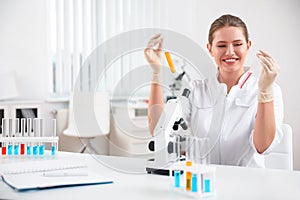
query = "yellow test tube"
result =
(165, 52, 176, 73)
(185, 161, 192, 191)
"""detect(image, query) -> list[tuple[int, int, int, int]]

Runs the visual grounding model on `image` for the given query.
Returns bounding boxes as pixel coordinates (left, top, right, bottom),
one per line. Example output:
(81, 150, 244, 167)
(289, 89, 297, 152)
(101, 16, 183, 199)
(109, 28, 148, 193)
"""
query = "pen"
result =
(42, 171, 88, 177)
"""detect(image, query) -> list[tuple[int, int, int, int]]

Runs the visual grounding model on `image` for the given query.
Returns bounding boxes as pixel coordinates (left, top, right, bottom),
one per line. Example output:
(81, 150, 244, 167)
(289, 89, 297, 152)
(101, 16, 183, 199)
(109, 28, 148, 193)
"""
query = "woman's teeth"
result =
(224, 58, 237, 62)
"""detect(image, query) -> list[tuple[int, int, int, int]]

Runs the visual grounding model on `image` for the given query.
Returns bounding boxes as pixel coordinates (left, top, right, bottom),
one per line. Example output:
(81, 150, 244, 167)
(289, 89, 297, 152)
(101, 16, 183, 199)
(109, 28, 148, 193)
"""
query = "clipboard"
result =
(0, 159, 113, 191)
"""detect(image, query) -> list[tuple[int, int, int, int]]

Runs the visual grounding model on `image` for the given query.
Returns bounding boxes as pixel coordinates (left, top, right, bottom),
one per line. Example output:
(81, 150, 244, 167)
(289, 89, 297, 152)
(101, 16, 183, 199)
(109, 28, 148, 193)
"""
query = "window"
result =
(48, 0, 166, 97)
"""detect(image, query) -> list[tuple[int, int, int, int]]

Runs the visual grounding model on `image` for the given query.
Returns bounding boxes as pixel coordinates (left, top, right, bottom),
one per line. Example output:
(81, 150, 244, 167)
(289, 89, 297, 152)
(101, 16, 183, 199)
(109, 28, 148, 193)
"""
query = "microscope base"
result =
(145, 158, 169, 175)
(146, 167, 170, 176)
(146, 157, 185, 176)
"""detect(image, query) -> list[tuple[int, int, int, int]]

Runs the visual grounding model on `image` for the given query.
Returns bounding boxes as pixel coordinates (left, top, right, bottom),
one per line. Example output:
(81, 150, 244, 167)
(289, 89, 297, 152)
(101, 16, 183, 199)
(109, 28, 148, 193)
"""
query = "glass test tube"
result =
(185, 136, 193, 162)
(185, 161, 192, 191)
(14, 118, 20, 155)
(174, 169, 181, 188)
(51, 119, 57, 156)
(32, 118, 39, 156)
(191, 173, 198, 192)
(202, 172, 213, 194)
(1, 118, 7, 155)
(20, 118, 26, 155)
(172, 131, 182, 188)
(7, 119, 13, 155)
(38, 119, 45, 156)
(26, 118, 32, 156)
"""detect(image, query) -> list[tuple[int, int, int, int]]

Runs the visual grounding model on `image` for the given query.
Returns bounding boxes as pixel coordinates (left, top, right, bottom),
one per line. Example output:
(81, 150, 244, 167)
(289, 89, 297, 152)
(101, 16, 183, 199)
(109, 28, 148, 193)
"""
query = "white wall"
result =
(0, 0, 51, 100)
(0, 0, 299, 169)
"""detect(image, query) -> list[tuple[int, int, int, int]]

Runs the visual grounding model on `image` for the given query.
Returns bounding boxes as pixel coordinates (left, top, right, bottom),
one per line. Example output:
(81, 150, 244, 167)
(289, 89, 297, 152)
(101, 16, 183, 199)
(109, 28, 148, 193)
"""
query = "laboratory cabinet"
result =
(0, 100, 41, 134)
(0, 100, 67, 146)
(109, 102, 153, 158)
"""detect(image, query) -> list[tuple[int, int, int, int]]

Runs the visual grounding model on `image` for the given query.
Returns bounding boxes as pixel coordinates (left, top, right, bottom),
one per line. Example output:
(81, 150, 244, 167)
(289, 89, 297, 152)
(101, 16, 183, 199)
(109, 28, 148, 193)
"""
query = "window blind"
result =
(49, 0, 166, 96)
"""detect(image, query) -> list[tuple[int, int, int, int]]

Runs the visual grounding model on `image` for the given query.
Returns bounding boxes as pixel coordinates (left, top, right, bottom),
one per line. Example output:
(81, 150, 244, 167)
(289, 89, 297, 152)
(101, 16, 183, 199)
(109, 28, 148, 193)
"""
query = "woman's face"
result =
(207, 26, 251, 75)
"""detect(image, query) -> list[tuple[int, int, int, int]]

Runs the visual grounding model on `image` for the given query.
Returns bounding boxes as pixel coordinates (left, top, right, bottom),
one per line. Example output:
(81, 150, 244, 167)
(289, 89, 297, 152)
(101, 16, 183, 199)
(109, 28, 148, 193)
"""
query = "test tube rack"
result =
(169, 161, 216, 198)
(0, 118, 58, 157)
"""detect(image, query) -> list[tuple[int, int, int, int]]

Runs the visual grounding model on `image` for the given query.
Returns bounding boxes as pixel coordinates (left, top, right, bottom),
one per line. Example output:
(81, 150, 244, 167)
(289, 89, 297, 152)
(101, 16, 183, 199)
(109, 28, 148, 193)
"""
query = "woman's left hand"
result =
(256, 49, 280, 103)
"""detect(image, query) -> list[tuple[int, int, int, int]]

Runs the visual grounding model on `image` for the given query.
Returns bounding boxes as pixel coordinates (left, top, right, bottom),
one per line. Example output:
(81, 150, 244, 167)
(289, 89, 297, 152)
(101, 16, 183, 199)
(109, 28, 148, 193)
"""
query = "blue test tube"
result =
(26, 118, 32, 156)
(191, 174, 198, 192)
(38, 119, 45, 156)
(32, 118, 39, 156)
(7, 119, 13, 155)
(203, 174, 211, 193)
(51, 119, 57, 156)
(14, 118, 20, 155)
(174, 170, 181, 188)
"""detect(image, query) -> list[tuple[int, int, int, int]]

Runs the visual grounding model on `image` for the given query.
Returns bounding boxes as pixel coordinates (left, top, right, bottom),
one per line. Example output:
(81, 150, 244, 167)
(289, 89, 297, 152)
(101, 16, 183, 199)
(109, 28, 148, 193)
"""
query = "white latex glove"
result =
(144, 33, 164, 84)
(256, 49, 280, 103)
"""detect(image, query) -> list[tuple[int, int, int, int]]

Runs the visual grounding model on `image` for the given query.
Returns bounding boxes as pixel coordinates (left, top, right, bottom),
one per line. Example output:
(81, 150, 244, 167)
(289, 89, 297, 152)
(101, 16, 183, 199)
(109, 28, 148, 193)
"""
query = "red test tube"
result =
(20, 118, 26, 155)
(1, 118, 7, 155)
(2, 146, 6, 155)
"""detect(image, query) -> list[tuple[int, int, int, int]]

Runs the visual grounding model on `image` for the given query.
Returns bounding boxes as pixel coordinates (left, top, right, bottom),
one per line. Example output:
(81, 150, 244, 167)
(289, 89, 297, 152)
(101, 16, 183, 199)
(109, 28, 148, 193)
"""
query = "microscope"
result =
(166, 58, 191, 101)
(146, 88, 191, 175)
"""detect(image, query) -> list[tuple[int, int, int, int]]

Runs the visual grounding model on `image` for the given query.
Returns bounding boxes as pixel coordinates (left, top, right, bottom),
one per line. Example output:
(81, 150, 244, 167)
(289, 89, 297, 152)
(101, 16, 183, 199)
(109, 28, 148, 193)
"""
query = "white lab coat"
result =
(182, 68, 284, 167)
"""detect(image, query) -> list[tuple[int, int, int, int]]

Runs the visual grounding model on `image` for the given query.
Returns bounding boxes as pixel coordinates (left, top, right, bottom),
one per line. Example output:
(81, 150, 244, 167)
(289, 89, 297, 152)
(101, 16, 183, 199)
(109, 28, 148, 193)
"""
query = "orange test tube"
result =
(185, 161, 192, 191)
(165, 52, 176, 73)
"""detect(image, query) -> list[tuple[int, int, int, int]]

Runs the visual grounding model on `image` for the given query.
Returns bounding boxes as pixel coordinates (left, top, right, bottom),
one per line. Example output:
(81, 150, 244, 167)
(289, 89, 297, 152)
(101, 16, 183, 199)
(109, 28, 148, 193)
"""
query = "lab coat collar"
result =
(212, 67, 256, 102)
(237, 67, 252, 89)
(215, 67, 252, 89)
(192, 67, 256, 108)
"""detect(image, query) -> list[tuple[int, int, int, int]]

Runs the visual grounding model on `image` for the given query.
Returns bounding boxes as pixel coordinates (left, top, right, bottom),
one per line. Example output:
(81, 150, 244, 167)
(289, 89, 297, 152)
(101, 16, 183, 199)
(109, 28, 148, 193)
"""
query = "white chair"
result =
(264, 124, 293, 170)
(63, 92, 110, 153)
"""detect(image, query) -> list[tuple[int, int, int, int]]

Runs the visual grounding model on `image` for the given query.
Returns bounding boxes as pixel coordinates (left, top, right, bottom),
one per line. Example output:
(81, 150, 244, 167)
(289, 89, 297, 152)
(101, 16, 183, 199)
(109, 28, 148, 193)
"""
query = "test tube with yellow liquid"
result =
(185, 161, 192, 191)
(165, 52, 176, 73)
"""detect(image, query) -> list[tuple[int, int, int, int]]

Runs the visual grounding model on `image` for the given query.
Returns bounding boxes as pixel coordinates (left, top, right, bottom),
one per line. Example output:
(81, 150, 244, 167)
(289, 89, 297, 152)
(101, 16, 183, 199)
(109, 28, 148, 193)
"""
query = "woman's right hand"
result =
(145, 34, 165, 134)
(144, 33, 164, 75)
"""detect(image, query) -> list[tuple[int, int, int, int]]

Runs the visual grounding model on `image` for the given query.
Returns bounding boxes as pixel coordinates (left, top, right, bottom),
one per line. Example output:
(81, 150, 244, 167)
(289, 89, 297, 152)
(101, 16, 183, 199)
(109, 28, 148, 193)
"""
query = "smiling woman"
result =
(145, 14, 284, 168)
(206, 15, 251, 92)
(207, 26, 251, 92)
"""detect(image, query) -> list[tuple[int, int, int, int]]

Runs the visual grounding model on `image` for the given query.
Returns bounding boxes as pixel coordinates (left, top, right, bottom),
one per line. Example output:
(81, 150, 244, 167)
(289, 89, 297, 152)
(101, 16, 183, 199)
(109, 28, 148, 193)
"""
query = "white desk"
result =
(1, 151, 300, 200)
